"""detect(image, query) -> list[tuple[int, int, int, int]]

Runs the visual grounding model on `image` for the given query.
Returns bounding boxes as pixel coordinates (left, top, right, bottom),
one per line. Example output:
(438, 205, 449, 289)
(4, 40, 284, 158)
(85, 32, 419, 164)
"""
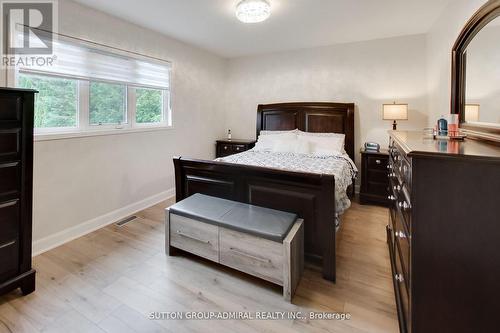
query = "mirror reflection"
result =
(465, 16, 500, 125)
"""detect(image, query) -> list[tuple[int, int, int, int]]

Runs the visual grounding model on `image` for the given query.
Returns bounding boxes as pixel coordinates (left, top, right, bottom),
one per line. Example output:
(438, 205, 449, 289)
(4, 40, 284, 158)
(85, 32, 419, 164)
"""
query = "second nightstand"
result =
(216, 139, 256, 158)
(359, 149, 389, 206)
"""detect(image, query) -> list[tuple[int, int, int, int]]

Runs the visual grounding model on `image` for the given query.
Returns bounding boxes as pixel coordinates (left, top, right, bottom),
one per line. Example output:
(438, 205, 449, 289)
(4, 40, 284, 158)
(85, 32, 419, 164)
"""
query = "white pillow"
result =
(254, 132, 297, 151)
(260, 129, 298, 136)
(297, 134, 345, 156)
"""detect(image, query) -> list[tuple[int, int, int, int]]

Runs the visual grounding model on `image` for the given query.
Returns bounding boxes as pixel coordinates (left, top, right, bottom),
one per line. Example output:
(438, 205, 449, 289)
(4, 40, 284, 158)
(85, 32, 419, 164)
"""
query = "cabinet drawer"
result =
(394, 210, 410, 286)
(0, 162, 20, 197)
(0, 200, 19, 244)
(0, 95, 21, 121)
(219, 227, 283, 285)
(0, 129, 20, 161)
(394, 241, 410, 331)
(367, 181, 388, 196)
(367, 156, 388, 170)
(368, 169, 389, 184)
(0, 239, 19, 281)
(169, 214, 219, 262)
(232, 145, 246, 153)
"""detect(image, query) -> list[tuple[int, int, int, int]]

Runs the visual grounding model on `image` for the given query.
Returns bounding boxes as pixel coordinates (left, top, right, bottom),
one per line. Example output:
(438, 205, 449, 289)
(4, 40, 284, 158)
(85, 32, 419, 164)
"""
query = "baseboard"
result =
(32, 188, 175, 256)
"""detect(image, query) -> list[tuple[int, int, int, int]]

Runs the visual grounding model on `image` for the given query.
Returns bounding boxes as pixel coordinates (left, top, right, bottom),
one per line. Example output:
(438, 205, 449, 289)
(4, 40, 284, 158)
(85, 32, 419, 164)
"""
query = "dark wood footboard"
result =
(173, 156, 337, 281)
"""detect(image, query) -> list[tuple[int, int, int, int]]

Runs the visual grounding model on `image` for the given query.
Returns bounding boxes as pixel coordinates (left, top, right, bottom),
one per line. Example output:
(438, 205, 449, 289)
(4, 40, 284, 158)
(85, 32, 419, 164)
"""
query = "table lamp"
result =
(465, 104, 480, 122)
(383, 102, 408, 130)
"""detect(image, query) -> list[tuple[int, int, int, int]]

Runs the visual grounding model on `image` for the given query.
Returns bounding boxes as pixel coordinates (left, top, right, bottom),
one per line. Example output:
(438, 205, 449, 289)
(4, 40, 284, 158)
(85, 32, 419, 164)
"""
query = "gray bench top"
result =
(168, 193, 297, 242)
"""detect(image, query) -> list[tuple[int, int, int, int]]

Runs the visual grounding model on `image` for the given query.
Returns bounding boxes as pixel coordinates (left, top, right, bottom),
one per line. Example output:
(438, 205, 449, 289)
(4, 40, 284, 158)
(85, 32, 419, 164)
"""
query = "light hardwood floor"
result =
(0, 199, 398, 333)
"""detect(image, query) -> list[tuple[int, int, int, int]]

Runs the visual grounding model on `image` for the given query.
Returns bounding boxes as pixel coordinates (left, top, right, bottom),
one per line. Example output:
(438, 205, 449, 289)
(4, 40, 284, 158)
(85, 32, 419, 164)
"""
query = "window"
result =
(18, 73, 78, 130)
(89, 81, 126, 126)
(136, 88, 163, 124)
(13, 33, 171, 138)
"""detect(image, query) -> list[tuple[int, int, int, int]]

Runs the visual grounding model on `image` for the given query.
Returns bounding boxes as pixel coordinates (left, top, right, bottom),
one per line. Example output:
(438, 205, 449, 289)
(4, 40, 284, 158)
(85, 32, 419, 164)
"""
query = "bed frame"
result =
(174, 102, 355, 282)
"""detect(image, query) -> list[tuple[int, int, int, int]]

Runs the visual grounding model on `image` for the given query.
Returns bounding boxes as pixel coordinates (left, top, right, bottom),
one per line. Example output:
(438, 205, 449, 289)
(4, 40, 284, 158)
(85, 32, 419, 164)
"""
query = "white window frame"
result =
(14, 71, 172, 141)
(9, 31, 173, 141)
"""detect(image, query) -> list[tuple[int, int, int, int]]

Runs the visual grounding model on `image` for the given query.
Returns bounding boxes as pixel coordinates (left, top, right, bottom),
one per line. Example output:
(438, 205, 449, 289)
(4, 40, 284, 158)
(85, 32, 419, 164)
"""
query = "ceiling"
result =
(73, 0, 452, 58)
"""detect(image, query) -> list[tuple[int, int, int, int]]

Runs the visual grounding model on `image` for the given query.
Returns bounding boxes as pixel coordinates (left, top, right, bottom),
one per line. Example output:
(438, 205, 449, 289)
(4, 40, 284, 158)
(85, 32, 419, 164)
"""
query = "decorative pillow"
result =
(254, 132, 297, 151)
(297, 134, 345, 156)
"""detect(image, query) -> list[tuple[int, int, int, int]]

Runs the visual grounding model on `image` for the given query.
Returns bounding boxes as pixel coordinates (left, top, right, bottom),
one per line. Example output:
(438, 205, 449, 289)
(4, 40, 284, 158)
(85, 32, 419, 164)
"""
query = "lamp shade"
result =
(465, 104, 480, 122)
(383, 103, 408, 120)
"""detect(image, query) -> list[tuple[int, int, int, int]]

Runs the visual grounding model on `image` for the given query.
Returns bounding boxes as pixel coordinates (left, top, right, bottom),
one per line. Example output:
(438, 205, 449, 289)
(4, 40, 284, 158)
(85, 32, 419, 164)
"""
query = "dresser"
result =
(387, 131, 500, 333)
(359, 149, 389, 206)
(0, 88, 36, 297)
(216, 139, 255, 158)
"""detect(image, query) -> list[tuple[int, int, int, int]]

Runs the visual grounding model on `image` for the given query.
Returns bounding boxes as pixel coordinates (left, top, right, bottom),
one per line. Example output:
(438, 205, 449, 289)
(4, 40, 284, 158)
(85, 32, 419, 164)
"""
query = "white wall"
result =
(426, 0, 487, 125)
(3, 0, 228, 251)
(223, 34, 429, 168)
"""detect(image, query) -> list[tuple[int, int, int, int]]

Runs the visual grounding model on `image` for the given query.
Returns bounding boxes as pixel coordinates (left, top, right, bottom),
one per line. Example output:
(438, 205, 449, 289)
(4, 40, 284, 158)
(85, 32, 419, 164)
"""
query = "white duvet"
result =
(215, 150, 358, 227)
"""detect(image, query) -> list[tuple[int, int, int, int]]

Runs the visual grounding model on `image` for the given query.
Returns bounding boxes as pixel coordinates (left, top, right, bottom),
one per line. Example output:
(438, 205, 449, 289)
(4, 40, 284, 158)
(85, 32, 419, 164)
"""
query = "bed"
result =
(173, 102, 355, 282)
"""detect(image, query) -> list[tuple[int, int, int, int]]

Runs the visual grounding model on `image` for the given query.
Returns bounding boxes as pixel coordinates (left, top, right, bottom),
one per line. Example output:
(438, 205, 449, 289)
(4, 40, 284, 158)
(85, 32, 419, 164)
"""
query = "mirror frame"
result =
(451, 0, 500, 142)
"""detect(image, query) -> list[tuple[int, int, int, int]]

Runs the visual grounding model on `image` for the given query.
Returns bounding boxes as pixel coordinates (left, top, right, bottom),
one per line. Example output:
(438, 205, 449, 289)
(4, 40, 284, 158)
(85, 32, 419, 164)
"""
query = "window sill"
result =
(34, 126, 173, 142)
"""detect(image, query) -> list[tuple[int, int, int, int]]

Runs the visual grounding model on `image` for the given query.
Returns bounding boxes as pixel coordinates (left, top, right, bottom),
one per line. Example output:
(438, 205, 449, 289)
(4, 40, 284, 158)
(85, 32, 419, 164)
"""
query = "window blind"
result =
(16, 30, 171, 89)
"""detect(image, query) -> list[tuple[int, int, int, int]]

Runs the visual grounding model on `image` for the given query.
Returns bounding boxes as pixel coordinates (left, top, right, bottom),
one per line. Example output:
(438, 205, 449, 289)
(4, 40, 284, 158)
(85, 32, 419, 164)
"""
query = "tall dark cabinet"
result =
(387, 131, 500, 333)
(0, 88, 36, 296)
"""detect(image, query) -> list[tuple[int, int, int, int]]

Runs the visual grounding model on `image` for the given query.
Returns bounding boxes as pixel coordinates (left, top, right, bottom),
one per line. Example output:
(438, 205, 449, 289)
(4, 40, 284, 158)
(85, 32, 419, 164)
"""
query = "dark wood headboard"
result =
(256, 102, 355, 162)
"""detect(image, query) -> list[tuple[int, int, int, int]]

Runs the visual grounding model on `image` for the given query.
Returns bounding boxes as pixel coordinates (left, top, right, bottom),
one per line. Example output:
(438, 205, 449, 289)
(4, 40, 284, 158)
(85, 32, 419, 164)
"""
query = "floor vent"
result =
(115, 215, 138, 227)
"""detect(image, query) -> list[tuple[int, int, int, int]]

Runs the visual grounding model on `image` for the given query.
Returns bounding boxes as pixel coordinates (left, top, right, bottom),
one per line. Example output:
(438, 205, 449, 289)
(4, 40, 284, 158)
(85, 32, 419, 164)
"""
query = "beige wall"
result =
(1, 0, 228, 251)
(426, 0, 487, 125)
(223, 34, 429, 168)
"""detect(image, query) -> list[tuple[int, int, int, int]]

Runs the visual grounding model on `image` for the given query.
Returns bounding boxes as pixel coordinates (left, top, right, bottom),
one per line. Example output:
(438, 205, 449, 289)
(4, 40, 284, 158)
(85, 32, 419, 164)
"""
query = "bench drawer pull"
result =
(176, 230, 210, 244)
(229, 247, 272, 263)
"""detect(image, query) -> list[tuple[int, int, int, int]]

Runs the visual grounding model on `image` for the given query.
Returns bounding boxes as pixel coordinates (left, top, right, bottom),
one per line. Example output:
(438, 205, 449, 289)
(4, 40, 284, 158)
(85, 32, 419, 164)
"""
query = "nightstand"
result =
(216, 139, 256, 158)
(359, 149, 389, 206)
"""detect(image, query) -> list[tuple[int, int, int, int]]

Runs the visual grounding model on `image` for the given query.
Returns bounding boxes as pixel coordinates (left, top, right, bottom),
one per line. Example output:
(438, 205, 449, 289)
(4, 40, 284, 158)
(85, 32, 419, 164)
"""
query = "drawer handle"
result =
(396, 231, 406, 239)
(398, 201, 410, 210)
(176, 230, 210, 244)
(387, 164, 393, 170)
(224, 146, 228, 150)
(375, 159, 381, 165)
(395, 273, 404, 283)
(236, 147, 240, 151)
(0, 199, 18, 209)
(393, 185, 401, 191)
(229, 247, 272, 264)
(0, 240, 16, 250)
(388, 195, 396, 201)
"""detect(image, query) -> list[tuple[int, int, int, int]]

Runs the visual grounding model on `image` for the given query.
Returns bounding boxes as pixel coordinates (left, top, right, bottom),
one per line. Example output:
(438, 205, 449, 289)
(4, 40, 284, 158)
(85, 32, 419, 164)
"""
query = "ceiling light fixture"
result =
(236, 0, 271, 23)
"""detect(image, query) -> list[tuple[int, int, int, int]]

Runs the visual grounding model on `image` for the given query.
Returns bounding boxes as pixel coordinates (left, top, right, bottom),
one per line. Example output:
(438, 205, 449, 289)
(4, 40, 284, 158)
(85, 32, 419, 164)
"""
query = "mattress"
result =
(215, 150, 358, 227)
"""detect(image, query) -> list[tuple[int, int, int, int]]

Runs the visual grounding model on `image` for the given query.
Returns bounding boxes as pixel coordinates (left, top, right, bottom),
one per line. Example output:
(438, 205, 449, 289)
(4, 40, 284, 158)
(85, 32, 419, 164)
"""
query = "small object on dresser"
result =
(437, 115, 448, 136)
(227, 129, 232, 141)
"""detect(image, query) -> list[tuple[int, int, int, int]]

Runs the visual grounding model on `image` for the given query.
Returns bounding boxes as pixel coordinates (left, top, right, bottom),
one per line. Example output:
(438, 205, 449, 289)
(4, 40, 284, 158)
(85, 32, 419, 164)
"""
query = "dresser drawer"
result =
(367, 155, 388, 170)
(394, 210, 410, 286)
(0, 129, 20, 162)
(232, 145, 246, 153)
(0, 162, 21, 197)
(368, 169, 389, 184)
(0, 239, 19, 281)
(0, 95, 22, 122)
(0, 199, 19, 244)
(219, 227, 284, 285)
(394, 240, 410, 332)
(169, 214, 219, 262)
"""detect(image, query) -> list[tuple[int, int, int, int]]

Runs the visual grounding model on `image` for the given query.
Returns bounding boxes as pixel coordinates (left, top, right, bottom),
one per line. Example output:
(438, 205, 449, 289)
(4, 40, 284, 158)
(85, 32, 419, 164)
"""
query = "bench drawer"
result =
(219, 227, 283, 285)
(169, 214, 219, 262)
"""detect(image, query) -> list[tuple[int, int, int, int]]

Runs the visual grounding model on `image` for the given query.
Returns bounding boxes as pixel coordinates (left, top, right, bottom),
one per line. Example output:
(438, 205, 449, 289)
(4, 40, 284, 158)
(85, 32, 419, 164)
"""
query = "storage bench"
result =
(165, 193, 304, 301)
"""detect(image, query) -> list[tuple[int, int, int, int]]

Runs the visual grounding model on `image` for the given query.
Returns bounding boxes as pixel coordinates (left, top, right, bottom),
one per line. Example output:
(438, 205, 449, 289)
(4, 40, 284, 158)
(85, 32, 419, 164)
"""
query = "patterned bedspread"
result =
(215, 150, 358, 224)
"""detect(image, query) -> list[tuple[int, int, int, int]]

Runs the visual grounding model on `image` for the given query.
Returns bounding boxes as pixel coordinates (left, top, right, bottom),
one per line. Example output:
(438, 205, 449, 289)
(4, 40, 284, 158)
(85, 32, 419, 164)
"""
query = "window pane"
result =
(136, 88, 163, 124)
(89, 81, 126, 125)
(18, 73, 77, 128)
